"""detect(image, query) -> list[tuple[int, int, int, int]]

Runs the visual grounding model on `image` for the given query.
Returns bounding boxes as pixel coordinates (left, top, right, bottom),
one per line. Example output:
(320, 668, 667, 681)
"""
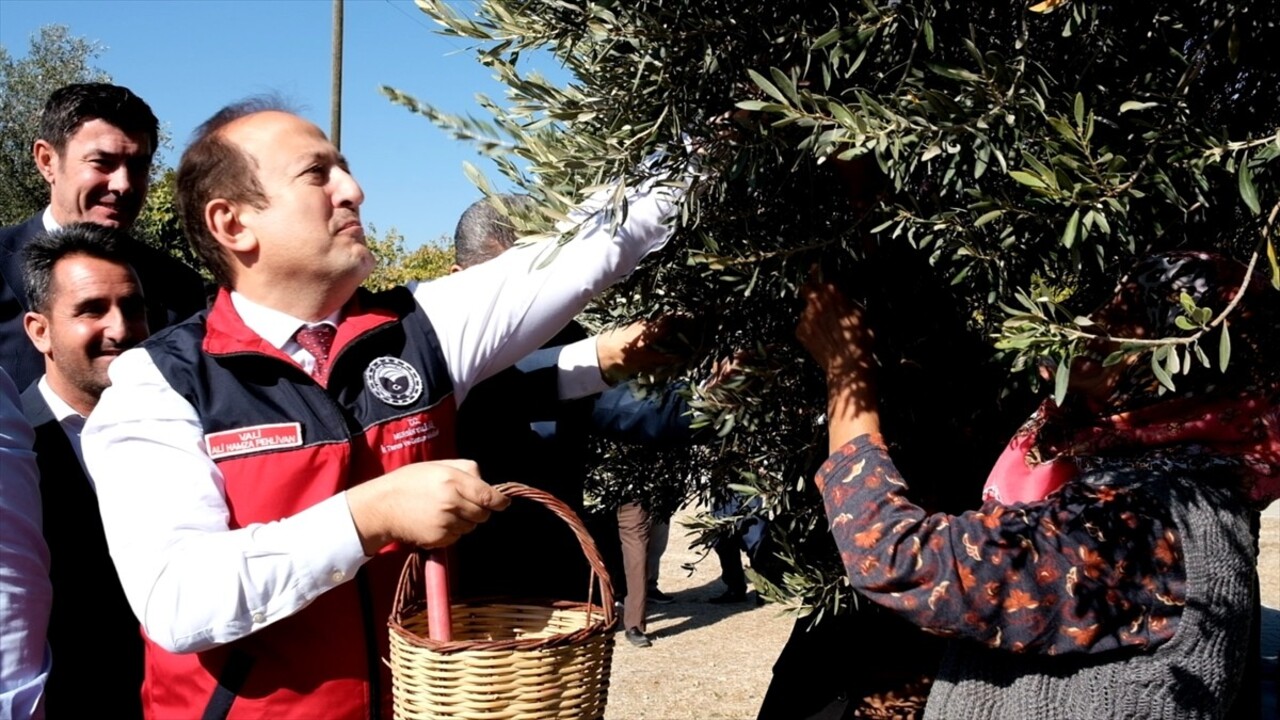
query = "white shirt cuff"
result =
(307, 493, 370, 583)
(557, 337, 610, 400)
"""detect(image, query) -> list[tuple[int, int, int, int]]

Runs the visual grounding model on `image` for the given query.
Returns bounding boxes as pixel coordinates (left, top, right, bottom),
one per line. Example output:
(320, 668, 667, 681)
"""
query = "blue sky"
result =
(0, 0, 567, 249)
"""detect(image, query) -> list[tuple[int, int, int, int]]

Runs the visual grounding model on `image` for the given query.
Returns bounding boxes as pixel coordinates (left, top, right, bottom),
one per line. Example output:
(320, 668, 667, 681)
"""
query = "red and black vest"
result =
(143, 287, 456, 720)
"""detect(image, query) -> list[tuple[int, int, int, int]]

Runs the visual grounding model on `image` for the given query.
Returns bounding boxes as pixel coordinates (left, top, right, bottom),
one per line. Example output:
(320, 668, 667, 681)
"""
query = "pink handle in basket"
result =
(423, 548, 453, 641)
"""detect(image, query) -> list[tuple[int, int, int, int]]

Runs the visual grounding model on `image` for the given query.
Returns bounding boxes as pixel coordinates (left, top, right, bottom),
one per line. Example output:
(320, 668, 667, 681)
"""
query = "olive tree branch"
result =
(1032, 199, 1276, 349)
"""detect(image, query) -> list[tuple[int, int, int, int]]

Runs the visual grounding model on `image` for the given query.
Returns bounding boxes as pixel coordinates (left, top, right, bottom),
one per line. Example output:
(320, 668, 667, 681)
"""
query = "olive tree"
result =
(384, 0, 1278, 616)
(0, 25, 108, 225)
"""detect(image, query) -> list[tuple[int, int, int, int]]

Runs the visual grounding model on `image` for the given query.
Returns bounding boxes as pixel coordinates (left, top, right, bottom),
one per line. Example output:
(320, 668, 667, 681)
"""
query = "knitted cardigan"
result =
(923, 468, 1256, 720)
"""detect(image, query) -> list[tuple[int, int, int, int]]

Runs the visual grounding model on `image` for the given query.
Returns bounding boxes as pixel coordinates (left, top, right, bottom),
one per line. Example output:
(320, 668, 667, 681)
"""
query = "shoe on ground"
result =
(625, 627, 652, 648)
(647, 587, 676, 604)
(708, 589, 748, 604)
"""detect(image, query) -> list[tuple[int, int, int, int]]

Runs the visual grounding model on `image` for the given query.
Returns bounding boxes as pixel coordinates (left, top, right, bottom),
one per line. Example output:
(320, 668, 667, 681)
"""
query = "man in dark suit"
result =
(448, 195, 699, 648)
(0, 83, 205, 390)
(19, 223, 149, 717)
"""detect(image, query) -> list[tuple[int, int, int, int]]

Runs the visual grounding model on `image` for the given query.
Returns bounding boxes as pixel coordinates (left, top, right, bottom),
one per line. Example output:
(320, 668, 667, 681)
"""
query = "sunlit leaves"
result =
(362, 225, 453, 290)
(0, 25, 109, 225)
(394, 0, 1280, 615)
(1219, 321, 1232, 373)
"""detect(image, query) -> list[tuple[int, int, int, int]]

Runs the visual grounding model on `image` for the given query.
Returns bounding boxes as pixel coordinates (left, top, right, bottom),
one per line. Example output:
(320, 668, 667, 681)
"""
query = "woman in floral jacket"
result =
(796, 251, 1277, 719)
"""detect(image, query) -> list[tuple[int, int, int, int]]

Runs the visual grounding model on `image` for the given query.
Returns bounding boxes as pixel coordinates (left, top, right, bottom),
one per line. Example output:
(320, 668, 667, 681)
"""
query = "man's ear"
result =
(24, 311, 52, 355)
(33, 139, 58, 184)
(206, 198, 257, 255)
(449, 263, 463, 274)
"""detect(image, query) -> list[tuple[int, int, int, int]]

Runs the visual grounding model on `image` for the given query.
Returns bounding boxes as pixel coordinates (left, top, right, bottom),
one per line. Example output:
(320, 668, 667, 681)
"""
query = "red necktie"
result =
(294, 324, 337, 378)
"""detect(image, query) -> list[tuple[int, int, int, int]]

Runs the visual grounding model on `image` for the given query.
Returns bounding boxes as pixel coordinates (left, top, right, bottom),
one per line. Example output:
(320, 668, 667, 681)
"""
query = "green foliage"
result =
(389, 0, 1279, 616)
(0, 25, 108, 225)
(132, 168, 207, 276)
(362, 224, 454, 290)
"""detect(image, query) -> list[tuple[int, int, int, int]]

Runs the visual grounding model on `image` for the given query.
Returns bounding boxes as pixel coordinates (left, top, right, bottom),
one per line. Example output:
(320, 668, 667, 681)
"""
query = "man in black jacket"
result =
(449, 196, 698, 648)
(0, 83, 205, 389)
(19, 223, 150, 717)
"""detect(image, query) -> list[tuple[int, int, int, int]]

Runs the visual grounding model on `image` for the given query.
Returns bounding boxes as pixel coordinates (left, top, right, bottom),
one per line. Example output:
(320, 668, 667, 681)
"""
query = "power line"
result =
(379, 0, 444, 37)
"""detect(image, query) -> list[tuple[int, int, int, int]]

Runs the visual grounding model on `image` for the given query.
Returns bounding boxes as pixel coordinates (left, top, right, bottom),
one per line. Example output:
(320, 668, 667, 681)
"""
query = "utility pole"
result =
(330, 0, 344, 149)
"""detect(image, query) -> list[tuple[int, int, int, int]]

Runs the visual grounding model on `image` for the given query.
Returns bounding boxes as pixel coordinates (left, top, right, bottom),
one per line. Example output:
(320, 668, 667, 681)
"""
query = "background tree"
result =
(0, 25, 107, 225)
(386, 0, 1278, 616)
(131, 168, 205, 272)
(362, 224, 454, 290)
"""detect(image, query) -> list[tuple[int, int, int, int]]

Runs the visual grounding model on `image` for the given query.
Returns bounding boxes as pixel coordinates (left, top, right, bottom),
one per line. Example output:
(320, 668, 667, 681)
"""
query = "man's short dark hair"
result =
(38, 83, 159, 154)
(453, 195, 535, 269)
(176, 96, 293, 289)
(22, 223, 137, 313)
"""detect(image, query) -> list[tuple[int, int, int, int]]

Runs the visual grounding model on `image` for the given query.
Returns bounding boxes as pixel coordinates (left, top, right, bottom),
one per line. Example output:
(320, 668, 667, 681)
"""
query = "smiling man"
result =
(0, 83, 207, 390)
(19, 223, 149, 717)
(82, 98, 685, 719)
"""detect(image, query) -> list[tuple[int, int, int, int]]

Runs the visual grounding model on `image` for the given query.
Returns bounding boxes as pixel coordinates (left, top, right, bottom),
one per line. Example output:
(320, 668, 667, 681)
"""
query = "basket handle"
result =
(423, 549, 452, 641)
(390, 482, 616, 628)
(491, 482, 615, 627)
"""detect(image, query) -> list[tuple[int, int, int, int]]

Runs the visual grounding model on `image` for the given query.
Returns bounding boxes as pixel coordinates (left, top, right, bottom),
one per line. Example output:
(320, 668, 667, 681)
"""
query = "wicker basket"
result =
(389, 482, 617, 720)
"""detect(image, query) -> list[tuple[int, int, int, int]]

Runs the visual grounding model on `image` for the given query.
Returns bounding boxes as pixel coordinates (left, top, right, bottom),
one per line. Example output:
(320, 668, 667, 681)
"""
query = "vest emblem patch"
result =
(206, 422, 303, 460)
(365, 356, 423, 406)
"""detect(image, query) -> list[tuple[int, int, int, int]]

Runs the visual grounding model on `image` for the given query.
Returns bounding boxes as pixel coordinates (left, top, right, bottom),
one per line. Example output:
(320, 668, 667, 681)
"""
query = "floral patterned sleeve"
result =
(817, 434, 1187, 655)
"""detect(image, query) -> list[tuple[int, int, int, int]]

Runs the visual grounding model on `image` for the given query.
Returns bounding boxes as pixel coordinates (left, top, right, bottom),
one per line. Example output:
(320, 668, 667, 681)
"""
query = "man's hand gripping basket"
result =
(389, 482, 617, 720)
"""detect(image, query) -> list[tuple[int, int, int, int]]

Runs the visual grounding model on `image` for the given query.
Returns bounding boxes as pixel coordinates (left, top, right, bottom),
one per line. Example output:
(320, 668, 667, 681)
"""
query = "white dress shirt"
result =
(552, 337, 610, 400)
(228, 295, 607, 399)
(0, 368, 51, 720)
(39, 207, 60, 234)
(81, 174, 680, 653)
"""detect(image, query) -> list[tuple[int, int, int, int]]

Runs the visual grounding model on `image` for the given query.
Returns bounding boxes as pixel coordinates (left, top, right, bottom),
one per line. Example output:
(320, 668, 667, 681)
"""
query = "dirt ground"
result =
(604, 510, 1280, 720)
(605, 514, 793, 720)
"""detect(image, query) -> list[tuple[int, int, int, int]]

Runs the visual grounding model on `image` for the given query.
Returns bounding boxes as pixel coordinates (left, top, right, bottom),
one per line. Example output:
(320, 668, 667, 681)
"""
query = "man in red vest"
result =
(83, 98, 684, 719)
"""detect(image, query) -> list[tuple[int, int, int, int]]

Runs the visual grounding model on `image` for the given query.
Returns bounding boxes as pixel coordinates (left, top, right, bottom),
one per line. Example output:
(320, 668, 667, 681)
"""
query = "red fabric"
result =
(982, 428, 1077, 504)
(143, 291, 458, 719)
(985, 391, 1280, 506)
(202, 288, 402, 377)
(294, 324, 336, 377)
